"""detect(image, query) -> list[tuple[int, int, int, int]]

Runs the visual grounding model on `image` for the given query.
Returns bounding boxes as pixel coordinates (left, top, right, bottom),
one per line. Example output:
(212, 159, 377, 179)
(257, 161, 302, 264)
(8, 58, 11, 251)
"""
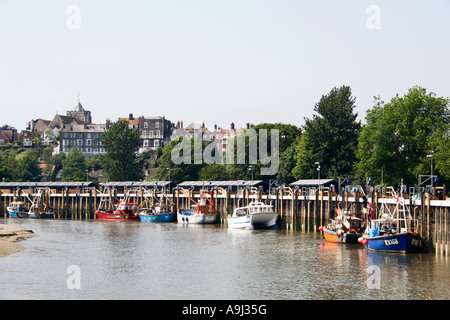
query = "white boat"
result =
(177, 190, 216, 224)
(228, 201, 278, 229)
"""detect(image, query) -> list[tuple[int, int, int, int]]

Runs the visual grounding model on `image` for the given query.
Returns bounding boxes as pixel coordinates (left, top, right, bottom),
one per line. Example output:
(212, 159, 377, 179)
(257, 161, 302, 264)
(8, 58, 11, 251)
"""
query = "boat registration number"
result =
(384, 238, 399, 246)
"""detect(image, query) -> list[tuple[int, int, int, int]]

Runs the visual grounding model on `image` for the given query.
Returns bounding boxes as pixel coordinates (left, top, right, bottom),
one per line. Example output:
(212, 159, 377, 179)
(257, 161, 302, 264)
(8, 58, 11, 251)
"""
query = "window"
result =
(142, 130, 146, 137)
(63, 140, 69, 146)
(149, 130, 153, 138)
(86, 139, 92, 146)
(156, 130, 161, 138)
(77, 139, 83, 146)
(143, 140, 149, 147)
(154, 140, 160, 147)
(86, 148, 92, 153)
(155, 122, 160, 128)
(144, 122, 148, 129)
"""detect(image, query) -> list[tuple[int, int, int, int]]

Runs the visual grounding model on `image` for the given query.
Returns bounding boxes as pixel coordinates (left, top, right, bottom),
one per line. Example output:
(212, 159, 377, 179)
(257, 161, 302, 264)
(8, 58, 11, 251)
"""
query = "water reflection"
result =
(0, 218, 449, 299)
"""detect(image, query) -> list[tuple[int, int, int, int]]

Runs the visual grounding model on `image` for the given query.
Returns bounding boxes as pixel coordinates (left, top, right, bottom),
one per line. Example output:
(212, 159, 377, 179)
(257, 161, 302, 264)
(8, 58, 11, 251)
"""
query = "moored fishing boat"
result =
(7, 201, 29, 218)
(177, 190, 216, 224)
(95, 188, 140, 221)
(27, 188, 54, 219)
(319, 208, 364, 244)
(228, 201, 278, 229)
(359, 181, 427, 253)
(96, 201, 140, 220)
(138, 204, 176, 222)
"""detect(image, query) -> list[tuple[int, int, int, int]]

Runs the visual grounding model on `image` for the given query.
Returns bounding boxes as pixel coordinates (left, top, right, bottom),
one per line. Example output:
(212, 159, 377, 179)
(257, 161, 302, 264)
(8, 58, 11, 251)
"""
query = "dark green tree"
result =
(293, 85, 361, 180)
(156, 136, 205, 184)
(16, 149, 42, 182)
(226, 123, 301, 183)
(60, 147, 86, 181)
(101, 120, 143, 181)
(356, 86, 450, 186)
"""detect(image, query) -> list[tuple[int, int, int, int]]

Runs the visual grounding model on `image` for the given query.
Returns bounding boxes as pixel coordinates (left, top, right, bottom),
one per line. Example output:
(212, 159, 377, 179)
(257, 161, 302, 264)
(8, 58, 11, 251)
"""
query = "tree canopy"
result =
(60, 147, 86, 182)
(293, 85, 361, 180)
(356, 86, 450, 186)
(101, 120, 143, 181)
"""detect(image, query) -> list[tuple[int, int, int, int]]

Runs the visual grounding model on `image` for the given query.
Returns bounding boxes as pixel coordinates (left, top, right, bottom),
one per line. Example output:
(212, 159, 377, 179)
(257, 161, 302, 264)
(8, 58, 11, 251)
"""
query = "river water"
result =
(0, 217, 449, 300)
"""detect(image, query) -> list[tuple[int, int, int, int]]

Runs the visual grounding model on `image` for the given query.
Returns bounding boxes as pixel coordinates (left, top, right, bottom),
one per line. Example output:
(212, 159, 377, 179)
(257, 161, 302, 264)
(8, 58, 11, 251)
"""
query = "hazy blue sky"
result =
(1, 0, 449, 131)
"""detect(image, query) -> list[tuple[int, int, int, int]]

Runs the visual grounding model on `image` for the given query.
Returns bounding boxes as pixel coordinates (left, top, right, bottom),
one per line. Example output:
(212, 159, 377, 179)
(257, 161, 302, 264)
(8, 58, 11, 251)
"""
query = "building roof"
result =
(73, 102, 85, 112)
(100, 181, 173, 188)
(177, 180, 267, 189)
(0, 182, 95, 189)
(289, 179, 336, 187)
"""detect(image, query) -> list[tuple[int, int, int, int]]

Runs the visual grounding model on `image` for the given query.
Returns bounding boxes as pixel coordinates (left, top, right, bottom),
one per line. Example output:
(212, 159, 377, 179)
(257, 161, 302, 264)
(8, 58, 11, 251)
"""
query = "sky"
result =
(0, 0, 449, 131)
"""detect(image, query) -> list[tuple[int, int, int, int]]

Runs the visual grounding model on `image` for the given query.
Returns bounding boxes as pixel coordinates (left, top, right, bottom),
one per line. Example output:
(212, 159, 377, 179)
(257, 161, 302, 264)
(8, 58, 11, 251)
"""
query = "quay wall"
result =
(0, 187, 449, 256)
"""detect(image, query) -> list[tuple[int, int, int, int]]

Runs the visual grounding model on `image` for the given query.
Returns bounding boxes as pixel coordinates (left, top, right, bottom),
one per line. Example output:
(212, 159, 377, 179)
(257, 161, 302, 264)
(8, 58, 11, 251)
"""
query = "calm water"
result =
(1, 217, 449, 300)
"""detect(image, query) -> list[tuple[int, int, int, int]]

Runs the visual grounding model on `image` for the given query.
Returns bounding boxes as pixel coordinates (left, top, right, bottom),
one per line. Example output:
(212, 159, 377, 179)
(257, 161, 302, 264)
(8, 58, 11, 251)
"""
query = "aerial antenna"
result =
(78, 91, 80, 103)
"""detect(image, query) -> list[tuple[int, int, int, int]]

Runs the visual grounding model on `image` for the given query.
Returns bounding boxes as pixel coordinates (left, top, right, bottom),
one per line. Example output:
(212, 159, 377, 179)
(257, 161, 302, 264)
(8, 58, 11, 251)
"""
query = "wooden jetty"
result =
(0, 181, 449, 256)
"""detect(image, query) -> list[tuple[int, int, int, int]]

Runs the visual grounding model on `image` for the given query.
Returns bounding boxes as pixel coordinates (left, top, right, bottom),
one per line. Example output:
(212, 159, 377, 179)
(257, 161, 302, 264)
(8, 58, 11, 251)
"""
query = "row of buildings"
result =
(1, 101, 253, 158)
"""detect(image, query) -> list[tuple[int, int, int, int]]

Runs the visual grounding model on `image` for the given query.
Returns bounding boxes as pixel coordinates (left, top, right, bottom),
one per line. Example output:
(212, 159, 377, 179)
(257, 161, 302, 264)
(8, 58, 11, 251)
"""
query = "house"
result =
(30, 119, 51, 136)
(53, 101, 106, 158)
(170, 121, 250, 152)
(17, 130, 34, 148)
(59, 123, 106, 158)
(0, 125, 17, 145)
(137, 116, 172, 153)
(0, 131, 10, 145)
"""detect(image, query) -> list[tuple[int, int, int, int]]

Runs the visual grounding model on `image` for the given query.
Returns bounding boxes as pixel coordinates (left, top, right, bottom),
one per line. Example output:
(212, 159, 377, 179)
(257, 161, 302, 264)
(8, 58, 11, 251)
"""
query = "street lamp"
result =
(167, 167, 171, 181)
(427, 154, 434, 188)
(248, 165, 253, 180)
(315, 162, 321, 189)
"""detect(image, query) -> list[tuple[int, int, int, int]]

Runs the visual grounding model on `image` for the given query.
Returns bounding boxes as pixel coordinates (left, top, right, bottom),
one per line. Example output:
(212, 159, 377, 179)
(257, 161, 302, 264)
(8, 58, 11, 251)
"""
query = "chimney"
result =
(231, 122, 235, 130)
(214, 124, 217, 130)
(246, 123, 250, 129)
(181, 121, 183, 129)
(129, 113, 134, 120)
(106, 118, 111, 129)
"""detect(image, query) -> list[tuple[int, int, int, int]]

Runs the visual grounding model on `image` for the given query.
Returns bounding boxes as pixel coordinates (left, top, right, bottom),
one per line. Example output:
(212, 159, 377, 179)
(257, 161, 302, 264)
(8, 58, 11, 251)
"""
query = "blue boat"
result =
(138, 204, 176, 222)
(6, 189, 54, 219)
(362, 227, 425, 253)
(7, 202, 29, 218)
(360, 184, 427, 253)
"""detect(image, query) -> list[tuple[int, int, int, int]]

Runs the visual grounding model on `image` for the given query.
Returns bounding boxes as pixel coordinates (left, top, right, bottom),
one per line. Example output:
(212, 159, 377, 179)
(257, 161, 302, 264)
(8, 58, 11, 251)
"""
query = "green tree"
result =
(156, 136, 205, 183)
(16, 149, 42, 182)
(356, 86, 450, 186)
(226, 123, 301, 183)
(51, 152, 66, 181)
(60, 147, 86, 181)
(101, 120, 143, 181)
(199, 163, 230, 181)
(293, 85, 361, 180)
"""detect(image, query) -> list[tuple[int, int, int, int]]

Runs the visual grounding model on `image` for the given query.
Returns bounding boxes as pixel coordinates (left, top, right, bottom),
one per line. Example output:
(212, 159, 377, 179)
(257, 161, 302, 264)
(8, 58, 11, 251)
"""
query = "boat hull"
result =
(28, 212, 54, 219)
(177, 211, 216, 224)
(8, 208, 53, 219)
(7, 209, 21, 218)
(363, 232, 426, 253)
(228, 213, 278, 229)
(95, 210, 140, 221)
(323, 227, 361, 244)
(139, 213, 176, 222)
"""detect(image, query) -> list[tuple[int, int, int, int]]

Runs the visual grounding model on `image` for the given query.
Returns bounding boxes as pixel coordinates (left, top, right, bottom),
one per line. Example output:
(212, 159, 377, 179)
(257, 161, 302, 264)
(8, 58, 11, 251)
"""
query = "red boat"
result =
(95, 187, 140, 221)
(95, 201, 140, 220)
